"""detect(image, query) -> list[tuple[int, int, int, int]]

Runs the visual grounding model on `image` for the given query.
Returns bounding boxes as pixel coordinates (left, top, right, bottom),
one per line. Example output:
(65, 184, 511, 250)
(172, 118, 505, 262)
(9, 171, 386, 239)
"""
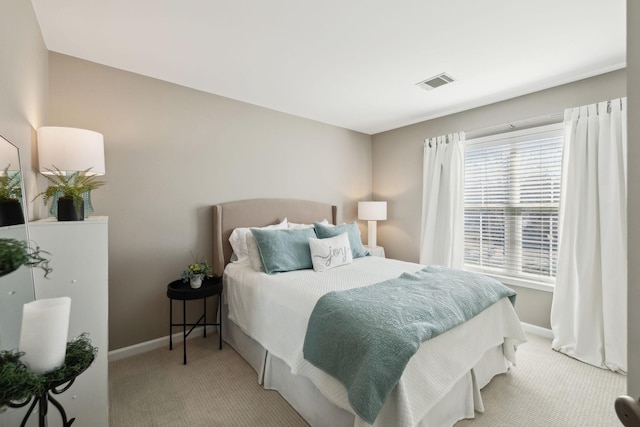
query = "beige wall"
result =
(371, 70, 626, 328)
(0, 0, 48, 217)
(46, 53, 372, 350)
(627, 0, 639, 399)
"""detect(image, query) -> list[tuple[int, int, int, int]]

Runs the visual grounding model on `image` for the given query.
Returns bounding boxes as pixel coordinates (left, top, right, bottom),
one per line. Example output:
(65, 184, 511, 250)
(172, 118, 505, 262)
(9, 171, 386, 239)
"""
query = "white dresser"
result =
(29, 216, 109, 427)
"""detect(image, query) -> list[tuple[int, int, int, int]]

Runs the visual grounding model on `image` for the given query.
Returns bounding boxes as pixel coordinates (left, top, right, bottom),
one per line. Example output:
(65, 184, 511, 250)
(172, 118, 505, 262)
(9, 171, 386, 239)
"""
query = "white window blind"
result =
(464, 123, 563, 284)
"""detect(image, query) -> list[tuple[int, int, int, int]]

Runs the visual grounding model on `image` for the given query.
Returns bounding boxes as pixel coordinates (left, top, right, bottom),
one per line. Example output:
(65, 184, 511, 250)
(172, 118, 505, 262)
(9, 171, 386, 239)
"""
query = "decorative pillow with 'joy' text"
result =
(308, 232, 353, 272)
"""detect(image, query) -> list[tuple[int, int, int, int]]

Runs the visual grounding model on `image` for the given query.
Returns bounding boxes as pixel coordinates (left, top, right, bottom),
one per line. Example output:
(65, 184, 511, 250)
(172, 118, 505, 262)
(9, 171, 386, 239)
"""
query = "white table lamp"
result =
(37, 126, 105, 217)
(358, 201, 387, 247)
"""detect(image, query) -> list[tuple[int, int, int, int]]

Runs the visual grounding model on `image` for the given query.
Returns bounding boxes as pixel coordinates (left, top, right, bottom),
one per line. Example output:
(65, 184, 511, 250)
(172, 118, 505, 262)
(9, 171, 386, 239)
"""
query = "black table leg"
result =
(169, 298, 173, 350)
(183, 299, 187, 365)
(219, 293, 223, 350)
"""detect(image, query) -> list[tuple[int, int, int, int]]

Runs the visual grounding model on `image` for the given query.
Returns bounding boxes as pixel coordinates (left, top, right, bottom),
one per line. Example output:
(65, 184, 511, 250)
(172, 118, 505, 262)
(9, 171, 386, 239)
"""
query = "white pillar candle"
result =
(19, 297, 71, 374)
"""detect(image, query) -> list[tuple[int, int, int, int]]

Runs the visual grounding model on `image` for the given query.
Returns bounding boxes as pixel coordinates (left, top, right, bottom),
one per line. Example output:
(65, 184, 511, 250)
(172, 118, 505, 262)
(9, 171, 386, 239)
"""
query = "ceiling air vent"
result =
(416, 73, 455, 91)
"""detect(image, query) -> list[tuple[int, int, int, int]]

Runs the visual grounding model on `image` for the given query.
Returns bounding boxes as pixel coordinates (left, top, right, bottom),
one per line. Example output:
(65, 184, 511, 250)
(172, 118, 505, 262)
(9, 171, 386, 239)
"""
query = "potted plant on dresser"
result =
(0, 166, 25, 227)
(34, 167, 106, 221)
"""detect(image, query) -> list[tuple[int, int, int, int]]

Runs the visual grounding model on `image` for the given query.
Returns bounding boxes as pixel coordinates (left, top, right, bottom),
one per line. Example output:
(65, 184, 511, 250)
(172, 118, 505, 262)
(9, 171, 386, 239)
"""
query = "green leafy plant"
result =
(0, 349, 41, 409)
(0, 238, 52, 278)
(41, 333, 97, 387)
(181, 259, 212, 282)
(0, 165, 22, 202)
(34, 166, 106, 217)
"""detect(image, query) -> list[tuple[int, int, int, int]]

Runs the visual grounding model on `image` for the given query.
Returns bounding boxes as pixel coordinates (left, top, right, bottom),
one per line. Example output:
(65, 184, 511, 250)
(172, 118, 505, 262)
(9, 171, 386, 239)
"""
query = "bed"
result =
(212, 198, 527, 427)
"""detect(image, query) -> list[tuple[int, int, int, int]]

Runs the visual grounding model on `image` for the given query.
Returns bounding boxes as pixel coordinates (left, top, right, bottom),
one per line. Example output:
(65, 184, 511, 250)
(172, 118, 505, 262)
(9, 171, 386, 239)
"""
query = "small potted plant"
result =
(34, 166, 106, 221)
(0, 165, 25, 227)
(0, 238, 52, 278)
(181, 259, 212, 289)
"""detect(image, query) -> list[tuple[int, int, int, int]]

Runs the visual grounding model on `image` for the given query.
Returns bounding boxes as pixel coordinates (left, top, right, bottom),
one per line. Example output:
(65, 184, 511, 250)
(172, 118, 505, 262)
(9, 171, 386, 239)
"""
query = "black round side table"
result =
(167, 276, 223, 364)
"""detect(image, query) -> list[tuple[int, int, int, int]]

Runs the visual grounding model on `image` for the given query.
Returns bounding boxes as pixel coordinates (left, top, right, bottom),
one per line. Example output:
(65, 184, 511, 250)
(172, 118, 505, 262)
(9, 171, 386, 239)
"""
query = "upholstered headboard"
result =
(212, 199, 337, 276)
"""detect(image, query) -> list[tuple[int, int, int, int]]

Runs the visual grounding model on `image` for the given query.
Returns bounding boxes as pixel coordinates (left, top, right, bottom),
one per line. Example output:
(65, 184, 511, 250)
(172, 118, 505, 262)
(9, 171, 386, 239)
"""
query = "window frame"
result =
(463, 122, 564, 292)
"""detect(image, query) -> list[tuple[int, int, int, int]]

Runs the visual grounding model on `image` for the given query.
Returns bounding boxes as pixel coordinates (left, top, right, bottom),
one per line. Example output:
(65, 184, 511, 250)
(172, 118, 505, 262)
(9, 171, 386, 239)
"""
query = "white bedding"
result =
(224, 256, 527, 426)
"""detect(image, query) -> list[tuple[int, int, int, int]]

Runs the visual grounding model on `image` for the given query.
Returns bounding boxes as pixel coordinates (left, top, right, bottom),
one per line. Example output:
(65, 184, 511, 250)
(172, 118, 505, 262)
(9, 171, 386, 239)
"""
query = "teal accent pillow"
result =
(314, 222, 369, 259)
(250, 228, 317, 274)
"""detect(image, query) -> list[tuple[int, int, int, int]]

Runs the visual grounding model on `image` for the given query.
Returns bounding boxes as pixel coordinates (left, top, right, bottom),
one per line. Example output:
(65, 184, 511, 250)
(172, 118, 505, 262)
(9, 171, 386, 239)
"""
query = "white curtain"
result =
(551, 98, 627, 373)
(420, 132, 465, 268)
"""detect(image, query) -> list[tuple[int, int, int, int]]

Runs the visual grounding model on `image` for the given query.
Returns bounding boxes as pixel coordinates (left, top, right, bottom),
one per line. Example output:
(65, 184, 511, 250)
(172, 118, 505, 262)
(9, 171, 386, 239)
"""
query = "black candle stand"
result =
(0, 335, 96, 427)
(5, 372, 86, 427)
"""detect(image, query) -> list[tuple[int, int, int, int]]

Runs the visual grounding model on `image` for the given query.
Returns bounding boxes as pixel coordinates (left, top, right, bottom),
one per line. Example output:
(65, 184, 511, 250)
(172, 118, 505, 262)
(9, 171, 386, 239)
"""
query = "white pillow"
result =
(246, 232, 264, 271)
(229, 218, 288, 263)
(308, 232, 353, 272)
(288, 219, 329, 229)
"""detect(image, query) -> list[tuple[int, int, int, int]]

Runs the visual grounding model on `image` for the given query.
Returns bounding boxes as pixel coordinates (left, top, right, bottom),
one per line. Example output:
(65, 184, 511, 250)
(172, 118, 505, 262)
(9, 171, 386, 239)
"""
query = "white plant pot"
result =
(190, 276, 202, 289)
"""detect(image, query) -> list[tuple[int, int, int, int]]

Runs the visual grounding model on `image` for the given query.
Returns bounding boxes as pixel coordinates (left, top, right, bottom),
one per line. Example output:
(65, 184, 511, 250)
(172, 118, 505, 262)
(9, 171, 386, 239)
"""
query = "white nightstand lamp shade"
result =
(358, 201, 387, 248)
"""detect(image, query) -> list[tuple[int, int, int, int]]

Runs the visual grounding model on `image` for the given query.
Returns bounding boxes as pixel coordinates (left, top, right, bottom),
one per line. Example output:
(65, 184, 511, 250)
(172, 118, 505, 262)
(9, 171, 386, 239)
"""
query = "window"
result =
(464, 124, 563, 285)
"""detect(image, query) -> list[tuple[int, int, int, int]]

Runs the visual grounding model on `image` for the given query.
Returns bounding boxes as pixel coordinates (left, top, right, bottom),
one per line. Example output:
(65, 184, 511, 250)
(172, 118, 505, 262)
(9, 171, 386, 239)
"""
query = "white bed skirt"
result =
(221, 302, 511, 427)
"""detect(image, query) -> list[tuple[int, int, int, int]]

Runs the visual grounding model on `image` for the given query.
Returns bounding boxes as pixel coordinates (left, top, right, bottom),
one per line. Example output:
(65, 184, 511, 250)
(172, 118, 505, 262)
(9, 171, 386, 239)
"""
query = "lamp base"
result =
(367, 220, 378, 248)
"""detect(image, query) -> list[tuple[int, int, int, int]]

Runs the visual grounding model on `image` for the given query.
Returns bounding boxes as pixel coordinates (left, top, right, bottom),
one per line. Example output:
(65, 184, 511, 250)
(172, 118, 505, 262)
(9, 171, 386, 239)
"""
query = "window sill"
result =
(464, 269, 555, 293)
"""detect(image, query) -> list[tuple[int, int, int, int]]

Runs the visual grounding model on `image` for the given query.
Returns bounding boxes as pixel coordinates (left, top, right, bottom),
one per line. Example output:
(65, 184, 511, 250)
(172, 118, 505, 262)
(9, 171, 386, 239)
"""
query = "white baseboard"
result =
(521, 322, 553, 339)
(108, 326, 217, 362)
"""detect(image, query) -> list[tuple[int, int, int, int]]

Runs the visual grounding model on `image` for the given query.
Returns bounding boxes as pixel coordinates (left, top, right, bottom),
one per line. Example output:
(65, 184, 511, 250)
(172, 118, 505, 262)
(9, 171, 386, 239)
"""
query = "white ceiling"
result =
(30, 0, 626, 135)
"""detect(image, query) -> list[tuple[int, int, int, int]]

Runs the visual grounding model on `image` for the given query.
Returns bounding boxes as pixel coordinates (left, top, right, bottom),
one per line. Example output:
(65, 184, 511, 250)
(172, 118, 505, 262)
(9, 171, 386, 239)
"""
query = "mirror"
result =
(0, 134, 35, 351)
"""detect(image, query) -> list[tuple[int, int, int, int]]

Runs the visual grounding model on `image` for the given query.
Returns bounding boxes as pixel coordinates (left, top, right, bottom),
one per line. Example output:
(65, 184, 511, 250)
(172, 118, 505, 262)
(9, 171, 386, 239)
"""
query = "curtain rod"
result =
(464, 111, 564, 137)
(463, 98, 623, 138)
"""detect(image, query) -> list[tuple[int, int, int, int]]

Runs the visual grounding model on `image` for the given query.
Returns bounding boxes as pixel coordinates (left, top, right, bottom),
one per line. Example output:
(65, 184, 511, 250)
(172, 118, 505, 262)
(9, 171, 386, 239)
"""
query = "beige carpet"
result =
(454, 334, 625, 427)
(109, 337, 308, 426)
(109, 333, 625, 427)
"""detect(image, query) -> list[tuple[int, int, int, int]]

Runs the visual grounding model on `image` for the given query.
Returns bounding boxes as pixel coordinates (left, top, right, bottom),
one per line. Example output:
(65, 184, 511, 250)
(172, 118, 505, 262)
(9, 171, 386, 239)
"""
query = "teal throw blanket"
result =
(303, 265, 516, 424)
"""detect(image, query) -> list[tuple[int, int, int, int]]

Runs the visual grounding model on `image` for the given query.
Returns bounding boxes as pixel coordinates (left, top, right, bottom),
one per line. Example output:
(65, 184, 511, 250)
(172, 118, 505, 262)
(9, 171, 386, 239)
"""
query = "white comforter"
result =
(224, 257, 526, 426)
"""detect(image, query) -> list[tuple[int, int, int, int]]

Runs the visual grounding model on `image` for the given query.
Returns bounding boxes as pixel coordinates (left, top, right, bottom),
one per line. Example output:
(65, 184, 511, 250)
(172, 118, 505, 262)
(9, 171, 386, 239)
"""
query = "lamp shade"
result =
(0, 140, 20, 172)
(358, 201, 387, 221)
(37, 126, 105, 176)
